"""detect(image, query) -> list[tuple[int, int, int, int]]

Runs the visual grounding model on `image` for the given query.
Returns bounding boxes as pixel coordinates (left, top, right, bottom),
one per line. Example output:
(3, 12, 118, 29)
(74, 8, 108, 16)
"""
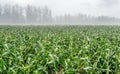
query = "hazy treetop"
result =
(0, 0, 120, 18)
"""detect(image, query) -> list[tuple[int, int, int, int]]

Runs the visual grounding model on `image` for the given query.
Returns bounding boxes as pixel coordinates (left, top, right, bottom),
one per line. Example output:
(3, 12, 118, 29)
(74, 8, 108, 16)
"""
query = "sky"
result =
(0, 0, 120, 18)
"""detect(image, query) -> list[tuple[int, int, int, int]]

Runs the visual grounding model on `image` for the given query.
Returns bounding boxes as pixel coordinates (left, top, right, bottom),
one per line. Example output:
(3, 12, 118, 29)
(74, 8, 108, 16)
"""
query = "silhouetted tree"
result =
(0, 4, 119, 25)
(41, 7, 52, 23)
(11, 5, 24, 23)
(25, 5, 35, 23)
(0, 5, 2, 22)
(0, 5, 2, 16)
(2, 5, 12, 23)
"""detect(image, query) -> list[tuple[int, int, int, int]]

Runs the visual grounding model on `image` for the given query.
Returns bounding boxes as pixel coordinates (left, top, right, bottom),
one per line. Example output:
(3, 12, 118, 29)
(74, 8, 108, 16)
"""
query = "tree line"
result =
(0, 4, 120, 25)
(0, 4, 52, 24)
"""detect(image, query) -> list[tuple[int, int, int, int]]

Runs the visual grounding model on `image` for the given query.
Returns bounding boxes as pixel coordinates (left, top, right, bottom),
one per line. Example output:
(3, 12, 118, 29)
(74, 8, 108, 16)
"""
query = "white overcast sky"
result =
(0, 0, 120, 18)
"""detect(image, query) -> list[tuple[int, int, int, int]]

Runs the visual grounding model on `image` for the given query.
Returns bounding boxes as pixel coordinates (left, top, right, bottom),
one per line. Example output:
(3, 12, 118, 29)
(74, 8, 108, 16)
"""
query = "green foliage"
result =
(0, 25, 120, 74)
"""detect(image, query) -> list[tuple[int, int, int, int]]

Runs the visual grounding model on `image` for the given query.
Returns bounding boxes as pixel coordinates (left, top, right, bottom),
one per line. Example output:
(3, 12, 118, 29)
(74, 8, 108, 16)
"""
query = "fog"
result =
(0, 0, 120, 25)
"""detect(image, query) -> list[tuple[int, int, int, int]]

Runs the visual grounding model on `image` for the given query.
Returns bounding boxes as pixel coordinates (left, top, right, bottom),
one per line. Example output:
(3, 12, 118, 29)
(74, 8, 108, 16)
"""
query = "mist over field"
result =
(1, 1, 120, 74)
(0, 0, 120, 25)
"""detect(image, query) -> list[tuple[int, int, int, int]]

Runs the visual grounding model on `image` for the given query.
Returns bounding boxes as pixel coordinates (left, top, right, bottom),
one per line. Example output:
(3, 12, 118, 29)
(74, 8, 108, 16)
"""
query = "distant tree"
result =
(11, 5, 24, 23)
(25, 5, 52, 24)
(41, 7, 52, 23)
(35, 7, 42, 23)
(31, 7, 39, 23)
(0, 5, 2, 22)
(2, 5, 12, 23)
(25, 5, 34, 23)
(0, 4, 53, 24)
(0, 5, 2, 16)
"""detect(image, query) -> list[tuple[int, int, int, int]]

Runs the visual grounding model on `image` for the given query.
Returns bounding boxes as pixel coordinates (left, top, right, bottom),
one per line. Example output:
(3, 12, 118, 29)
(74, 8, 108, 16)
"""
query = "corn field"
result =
(0, 25, 120, 74)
